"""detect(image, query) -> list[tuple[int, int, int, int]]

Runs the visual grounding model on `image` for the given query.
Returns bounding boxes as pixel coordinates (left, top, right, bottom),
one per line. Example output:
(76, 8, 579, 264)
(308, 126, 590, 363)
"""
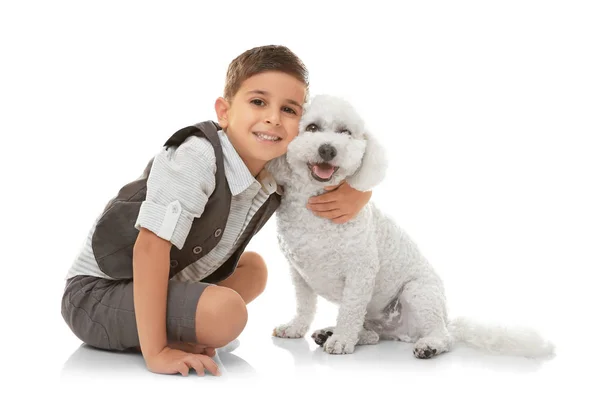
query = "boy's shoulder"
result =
(163, 121, 221, 149)
(177, 134, 217, 159)
(159, 121, 223, 167)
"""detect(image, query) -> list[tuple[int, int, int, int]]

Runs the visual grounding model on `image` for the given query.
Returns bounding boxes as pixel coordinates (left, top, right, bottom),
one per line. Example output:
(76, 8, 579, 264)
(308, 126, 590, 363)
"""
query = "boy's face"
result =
(215, 71, 306, 175)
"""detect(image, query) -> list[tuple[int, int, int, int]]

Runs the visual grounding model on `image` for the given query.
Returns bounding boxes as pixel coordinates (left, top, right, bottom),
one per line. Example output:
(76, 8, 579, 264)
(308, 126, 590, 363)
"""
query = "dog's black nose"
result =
(318, 144, 337, 161)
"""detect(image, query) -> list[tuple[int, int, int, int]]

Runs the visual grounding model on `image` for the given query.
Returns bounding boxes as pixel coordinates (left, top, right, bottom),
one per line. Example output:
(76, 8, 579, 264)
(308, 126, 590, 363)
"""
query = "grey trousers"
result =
(61, 275, 213, 351)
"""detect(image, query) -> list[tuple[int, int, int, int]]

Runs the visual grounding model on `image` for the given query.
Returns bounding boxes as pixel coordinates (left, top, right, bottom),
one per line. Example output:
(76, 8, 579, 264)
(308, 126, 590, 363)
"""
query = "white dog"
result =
(269, 94, 555, 359)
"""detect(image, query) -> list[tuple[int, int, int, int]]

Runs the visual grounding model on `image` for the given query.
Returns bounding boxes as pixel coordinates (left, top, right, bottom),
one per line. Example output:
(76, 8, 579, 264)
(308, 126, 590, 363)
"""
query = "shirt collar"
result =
(218, 130, 280, 196)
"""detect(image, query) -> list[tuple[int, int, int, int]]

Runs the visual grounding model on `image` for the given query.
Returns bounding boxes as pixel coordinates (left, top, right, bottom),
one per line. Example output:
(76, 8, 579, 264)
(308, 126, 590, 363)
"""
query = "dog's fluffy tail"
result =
(448, 316, 555, 359)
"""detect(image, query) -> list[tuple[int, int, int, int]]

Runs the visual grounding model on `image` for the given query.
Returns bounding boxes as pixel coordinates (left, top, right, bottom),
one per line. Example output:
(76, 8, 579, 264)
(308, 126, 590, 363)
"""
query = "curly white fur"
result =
(269, 94, 555, 360)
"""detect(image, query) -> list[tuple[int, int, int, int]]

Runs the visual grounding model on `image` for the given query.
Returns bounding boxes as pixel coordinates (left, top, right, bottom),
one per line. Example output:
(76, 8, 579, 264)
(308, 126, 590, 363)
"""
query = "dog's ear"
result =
(346, 130, 387, 192)
(265, 155, 292, 187)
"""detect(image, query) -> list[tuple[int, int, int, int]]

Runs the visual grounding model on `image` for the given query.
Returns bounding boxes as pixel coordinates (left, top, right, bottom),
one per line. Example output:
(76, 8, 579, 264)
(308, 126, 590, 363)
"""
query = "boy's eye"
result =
(305, 123, 319, 132)
(251, 99, 265, 106)
(283, 106, 297, 115)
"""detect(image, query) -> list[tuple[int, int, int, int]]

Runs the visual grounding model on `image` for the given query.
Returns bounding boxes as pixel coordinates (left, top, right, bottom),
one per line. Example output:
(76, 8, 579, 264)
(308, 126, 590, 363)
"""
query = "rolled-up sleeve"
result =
(135, 136, 216, 249)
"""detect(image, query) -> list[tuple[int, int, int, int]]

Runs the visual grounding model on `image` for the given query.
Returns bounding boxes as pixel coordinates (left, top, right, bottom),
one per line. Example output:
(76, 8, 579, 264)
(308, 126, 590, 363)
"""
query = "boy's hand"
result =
(146, 346, 220, 377)
(307, 180, 372, 224)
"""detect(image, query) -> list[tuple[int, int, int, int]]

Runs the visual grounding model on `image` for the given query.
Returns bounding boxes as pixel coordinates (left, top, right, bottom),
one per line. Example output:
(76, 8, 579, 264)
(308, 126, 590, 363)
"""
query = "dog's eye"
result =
(305, 123, 319, 132)
(337, 129, 352, 136)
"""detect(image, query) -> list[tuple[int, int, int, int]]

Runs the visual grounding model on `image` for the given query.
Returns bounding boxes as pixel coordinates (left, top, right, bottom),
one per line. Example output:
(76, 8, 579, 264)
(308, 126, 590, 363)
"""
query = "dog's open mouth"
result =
(307, 162, 339, 182)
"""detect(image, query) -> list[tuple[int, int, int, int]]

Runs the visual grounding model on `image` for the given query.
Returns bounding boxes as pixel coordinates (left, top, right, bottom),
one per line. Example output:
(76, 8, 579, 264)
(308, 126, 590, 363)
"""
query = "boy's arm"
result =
(127, 135, 221, 376)
(133, 227, 172, 359)
(307, 180, 372, 224)
(132, 227, 220, 376)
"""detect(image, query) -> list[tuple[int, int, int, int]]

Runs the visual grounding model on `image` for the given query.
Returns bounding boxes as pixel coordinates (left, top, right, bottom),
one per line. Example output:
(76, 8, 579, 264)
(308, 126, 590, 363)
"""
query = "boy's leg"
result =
(61, 275, 247, 352)
(217, 251, 268, 304)
(193, 286, 247, 348)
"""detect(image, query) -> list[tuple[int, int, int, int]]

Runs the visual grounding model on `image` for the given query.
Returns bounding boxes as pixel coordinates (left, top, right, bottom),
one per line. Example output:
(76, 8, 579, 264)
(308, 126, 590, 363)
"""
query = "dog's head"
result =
(276, 94, 387, 192)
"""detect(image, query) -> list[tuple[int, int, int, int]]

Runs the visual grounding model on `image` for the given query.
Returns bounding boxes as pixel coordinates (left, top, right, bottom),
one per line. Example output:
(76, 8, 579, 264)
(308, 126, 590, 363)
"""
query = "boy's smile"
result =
(253, 131, 282, 142)
(215, 71, 306, 177)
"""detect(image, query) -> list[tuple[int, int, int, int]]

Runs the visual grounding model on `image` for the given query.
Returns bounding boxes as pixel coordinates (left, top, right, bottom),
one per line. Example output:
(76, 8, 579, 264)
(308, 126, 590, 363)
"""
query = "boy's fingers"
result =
(177, 361, 190, 377)
(308, 191, 339, 204)
(308, 202, 339, 212)
(188, 358, 205, 376)
(314, 209, 344, 219)
(201, 356, 221, 376)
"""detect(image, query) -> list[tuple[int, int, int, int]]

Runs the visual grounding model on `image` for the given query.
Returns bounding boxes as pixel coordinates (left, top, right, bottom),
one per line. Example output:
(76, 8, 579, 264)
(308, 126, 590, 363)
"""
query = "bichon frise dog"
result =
(269, 94, 555, 359)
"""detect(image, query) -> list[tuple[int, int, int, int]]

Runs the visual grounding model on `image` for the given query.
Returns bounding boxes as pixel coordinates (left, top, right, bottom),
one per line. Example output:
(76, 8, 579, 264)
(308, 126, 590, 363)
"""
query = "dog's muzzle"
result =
(318, 143, 337, 161)
(306, 144, 339, 182)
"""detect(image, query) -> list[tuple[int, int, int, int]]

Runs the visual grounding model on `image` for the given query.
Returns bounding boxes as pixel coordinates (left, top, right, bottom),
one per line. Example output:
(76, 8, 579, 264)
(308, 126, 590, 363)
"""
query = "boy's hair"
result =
(224, 45, 309, 102)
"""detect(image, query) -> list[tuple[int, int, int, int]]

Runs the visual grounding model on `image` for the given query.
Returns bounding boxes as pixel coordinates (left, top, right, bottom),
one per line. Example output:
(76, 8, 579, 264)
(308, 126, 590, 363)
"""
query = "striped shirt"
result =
(66, 130, 276, 283)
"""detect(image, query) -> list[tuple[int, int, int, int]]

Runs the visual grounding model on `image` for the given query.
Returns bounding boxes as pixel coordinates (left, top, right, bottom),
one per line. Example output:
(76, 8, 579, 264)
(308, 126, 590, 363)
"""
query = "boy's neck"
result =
(240, 157, 266, 178)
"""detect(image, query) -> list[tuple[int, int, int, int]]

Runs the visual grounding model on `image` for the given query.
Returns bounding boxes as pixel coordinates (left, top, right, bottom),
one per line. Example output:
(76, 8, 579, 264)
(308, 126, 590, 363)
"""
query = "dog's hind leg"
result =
(400, 279, 451, 359)
(311, 326, 379, 347)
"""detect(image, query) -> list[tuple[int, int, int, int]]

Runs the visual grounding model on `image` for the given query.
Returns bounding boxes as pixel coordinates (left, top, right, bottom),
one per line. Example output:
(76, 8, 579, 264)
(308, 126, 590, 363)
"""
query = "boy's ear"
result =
(214, 97, 230, 129)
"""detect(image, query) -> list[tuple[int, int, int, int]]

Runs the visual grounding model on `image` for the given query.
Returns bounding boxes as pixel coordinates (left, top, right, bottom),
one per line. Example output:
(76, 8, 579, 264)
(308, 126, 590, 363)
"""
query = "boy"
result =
(61, 45, 372, 377)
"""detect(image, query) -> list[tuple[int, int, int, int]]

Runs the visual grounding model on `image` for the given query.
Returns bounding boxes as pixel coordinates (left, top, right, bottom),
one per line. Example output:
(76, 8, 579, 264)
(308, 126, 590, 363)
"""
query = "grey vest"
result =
(90, 121, 281, 283)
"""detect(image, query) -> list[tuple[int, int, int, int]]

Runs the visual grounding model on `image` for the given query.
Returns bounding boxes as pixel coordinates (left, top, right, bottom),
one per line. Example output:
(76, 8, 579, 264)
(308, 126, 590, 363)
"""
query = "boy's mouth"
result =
(253, 132, 282, 142)
(307, 162, 339, 182)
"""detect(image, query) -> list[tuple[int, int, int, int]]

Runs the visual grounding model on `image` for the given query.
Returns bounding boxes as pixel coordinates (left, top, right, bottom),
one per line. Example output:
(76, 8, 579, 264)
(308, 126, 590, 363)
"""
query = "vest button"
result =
(193, 246, 202, 254)
(214, 228, 222, 237)
(170, 260, 178, 268)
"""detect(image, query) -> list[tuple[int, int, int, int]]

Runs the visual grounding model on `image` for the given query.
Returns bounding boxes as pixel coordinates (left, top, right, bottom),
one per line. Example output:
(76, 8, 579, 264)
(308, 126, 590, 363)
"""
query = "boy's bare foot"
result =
(168, 342, 216, 357)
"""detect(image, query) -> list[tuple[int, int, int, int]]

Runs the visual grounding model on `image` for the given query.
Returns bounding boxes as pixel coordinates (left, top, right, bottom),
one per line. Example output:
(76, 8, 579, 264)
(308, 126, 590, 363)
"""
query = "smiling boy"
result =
(61, 45, 372, 377)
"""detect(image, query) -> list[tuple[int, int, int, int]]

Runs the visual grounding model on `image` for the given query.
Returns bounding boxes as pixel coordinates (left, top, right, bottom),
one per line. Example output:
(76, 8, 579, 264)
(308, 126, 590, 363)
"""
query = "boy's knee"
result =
(243, 251, 268, 292)
(195, 286, 248, 348)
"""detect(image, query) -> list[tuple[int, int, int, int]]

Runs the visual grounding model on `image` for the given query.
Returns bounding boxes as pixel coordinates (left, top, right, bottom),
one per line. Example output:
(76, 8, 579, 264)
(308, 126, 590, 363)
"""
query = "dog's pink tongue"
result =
(313, 164, 335, 179)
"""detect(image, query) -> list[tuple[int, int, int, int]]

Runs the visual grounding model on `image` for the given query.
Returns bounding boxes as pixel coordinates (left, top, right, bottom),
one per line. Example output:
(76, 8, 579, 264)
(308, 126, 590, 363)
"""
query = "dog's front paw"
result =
(324, 334, 356, 354)
(273, 322, 308, 339)
(312, 327, 379, 347)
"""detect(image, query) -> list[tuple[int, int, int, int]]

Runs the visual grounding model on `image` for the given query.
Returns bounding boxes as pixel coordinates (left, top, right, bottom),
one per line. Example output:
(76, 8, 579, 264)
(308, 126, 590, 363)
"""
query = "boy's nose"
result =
(265, 112, 281, 126)
(318, 143, 337, 161)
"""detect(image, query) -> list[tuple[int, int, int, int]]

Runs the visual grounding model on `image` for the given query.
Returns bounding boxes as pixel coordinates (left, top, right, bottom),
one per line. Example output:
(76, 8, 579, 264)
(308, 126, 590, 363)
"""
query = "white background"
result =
(2, 1, 599, 418)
